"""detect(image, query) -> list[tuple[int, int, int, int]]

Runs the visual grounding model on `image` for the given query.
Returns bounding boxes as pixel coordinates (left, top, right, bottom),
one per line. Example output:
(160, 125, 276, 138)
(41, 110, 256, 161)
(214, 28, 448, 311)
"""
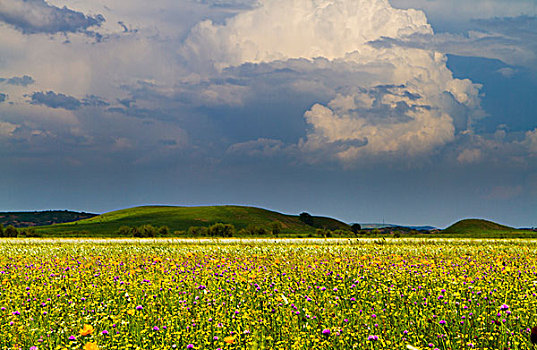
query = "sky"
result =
(0, 0, 536, 228)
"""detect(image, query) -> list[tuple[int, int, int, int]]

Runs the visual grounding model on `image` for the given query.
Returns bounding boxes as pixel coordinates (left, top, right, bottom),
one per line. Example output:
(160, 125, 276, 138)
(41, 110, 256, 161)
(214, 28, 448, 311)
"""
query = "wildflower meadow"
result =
(1, 238, 536, 350)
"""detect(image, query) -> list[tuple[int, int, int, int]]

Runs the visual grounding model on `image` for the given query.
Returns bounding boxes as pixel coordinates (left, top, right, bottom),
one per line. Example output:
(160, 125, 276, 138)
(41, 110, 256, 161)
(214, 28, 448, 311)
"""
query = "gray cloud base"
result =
(0, 0, 104, 34)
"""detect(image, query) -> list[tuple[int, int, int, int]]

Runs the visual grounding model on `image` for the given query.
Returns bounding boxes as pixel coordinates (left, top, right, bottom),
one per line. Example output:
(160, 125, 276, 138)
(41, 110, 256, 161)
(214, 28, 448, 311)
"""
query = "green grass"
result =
(35, 205, 350, 236)
(441, 218, 537, 238)
(0, 210, 96, 228)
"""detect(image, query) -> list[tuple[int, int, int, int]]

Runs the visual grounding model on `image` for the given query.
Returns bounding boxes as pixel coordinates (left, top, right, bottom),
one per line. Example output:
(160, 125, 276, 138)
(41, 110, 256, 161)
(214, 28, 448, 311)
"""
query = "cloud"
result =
(30, 91, 82, 110)
(370, 16, 537, 69)
(0, 0, 104, 34)
(227, 138, 286, 157)
(0, 93, 6, 103)
(525, 128, 537, 154)
(0, 75, 35, 86)
(81, 95, 109, 107)
(390, 0, 537, 25)
(457, 148, 482, 164)
(182, 0, 483, 163)
(0, 121, 18, 137)
(193, 0, 258, 9)
(29, 91, 111, 111)
(183, 0, 433, 71)
(496, 67, 516, 78)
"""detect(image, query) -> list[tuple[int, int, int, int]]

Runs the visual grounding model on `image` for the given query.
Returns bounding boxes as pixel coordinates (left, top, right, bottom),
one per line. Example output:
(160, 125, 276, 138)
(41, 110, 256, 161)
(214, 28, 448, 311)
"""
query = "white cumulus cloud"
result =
(183, 0, 432, 70)
(183, 0, 482, 163)
(525, 128, 537, 154)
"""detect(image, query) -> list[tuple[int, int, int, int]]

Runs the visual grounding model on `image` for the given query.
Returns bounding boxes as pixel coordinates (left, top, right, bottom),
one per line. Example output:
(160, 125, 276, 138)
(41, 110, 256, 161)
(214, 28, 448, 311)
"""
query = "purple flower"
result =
(153, 326, 160, 331)
(367, 335, 378, 341)
(322, 329, 330, 336)
(30, 347, 38, 350)
(12, 311, 20, 315)
(186, 344, 194, 349)
(68, 335, 76, 341)
(439, 320, 446, 325)
(136, 305, 143, 310)
(102, 330, 109, 335)
(500, 304, 509, 311)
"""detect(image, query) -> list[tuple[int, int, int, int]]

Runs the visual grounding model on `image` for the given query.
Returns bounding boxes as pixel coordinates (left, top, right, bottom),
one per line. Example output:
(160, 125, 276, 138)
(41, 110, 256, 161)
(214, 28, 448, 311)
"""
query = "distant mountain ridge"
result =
(360, 223, 436, 230)
(0, 210, 97, 228)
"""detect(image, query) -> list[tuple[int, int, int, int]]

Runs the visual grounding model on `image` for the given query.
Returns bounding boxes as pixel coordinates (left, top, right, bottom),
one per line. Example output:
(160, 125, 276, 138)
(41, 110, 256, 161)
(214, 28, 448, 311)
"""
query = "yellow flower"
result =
(224, 336, 235, 344)
(79, 324, 94, 336)
(83, 342, 99, 350)
(127, 309, 135, 316)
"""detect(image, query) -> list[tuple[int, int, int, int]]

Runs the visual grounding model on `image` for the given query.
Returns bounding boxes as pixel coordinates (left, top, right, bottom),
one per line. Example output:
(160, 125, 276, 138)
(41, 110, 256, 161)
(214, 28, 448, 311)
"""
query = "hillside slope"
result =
(0, 210, 96, 228)
(36, 205, 350, 236)
(441, 218, 537, 238)
(444, 219, 513, 234)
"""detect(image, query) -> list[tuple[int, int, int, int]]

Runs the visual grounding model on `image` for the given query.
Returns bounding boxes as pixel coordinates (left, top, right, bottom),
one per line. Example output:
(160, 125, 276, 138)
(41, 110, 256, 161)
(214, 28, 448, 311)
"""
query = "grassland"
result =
(34, 205, 350, 237)
(0, 210, 96, 228)
(2, 238, 537, 349)
(439, 218, 537, 238)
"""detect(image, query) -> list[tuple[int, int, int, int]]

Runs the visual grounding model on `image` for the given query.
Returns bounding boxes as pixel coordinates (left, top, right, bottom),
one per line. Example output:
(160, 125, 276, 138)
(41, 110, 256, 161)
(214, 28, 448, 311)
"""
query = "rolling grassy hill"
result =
(0, 210, 96, 228)
(35, 205, 350, 236)
(442, 219, 537, 238)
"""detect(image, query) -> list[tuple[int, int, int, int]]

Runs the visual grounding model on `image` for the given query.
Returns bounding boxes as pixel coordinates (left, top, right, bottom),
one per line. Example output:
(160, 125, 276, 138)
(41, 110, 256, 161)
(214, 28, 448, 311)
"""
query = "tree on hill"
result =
(187, 226, 208, 237)
(351, 223, 362, 234)
(5, 225, 18, 237)
(158, 226, 170, 236)
(208, 223, 235, 237)
(0, 224, 3, 237)
(299, 212, 314, 226)
(140, 225, 157, 237)
(117, 226, 131, 236)
(243, 225, 268, 236)
(271, 221, 283, 235)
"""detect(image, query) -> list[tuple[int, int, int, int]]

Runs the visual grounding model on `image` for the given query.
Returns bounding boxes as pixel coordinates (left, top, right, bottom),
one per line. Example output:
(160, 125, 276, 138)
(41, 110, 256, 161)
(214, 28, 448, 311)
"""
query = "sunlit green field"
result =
(1, 238, 537, 350)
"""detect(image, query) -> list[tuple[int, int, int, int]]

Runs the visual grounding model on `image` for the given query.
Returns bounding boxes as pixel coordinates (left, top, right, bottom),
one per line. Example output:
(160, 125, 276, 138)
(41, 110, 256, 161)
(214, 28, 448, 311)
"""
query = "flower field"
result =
(1, 238, 537, 350)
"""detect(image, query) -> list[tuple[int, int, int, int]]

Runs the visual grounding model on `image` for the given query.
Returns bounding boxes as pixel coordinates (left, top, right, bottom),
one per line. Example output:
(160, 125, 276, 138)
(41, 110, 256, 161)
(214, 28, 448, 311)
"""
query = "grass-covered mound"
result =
(442, 218, 536, 238)
(0, 210, 96, 228)
(35, 205, 350, 236)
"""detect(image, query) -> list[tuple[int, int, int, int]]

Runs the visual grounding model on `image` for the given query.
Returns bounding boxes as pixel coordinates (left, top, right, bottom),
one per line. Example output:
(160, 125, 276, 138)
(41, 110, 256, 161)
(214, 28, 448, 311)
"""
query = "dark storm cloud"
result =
(30, 91, 81, 110)
(0, 75, 34, 86)
(30, 91, 110, 110)
(82, 95, 109, 107)
(0, 0, 104, 34)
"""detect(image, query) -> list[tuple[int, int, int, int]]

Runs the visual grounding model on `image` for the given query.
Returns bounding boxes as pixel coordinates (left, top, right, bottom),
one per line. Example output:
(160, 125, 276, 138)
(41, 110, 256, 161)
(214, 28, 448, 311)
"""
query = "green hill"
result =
(35, 205, 350, 237)
(442, 218, 536, 238)
(0, 210, 96, 228)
